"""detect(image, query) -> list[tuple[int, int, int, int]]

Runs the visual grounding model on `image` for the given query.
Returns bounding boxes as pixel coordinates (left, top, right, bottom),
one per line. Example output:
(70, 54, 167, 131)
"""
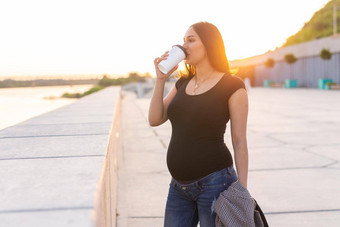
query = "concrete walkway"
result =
(117, 86, 340, 227)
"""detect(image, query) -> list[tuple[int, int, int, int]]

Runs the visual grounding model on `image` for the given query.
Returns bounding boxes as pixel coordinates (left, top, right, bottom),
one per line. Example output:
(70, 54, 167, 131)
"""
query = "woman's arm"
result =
(229, 88, 249, 188)
(148, 81, 177, 126)
(148, 53, 178, 126)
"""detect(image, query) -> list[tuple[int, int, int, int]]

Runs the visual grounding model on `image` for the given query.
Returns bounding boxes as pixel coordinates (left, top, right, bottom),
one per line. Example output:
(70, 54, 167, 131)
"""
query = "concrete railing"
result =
(0, 86, 121, 227)
(92, 88, 121, 227)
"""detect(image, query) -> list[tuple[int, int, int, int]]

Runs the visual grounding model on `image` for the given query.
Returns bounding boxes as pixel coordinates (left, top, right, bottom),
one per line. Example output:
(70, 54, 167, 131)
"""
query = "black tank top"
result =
(167, 73, 246, 182)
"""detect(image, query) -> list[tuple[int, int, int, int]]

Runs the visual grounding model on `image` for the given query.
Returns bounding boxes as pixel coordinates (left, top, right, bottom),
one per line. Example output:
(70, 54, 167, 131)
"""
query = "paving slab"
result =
(19, 114, 114, 125)
(308, 144, 340, 160)
(248, 168, 340, 212)
(248, 146, 333, 170)
(0, 157, 103, 211)
(267, 211, 340, 227)
(0, 122, 111, 138)
(0, 209, 92, 227)
(0, 135, 108, 160)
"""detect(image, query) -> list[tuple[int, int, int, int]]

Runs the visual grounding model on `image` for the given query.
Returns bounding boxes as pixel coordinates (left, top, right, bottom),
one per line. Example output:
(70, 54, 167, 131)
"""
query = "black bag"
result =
(253, 199, 269, 227)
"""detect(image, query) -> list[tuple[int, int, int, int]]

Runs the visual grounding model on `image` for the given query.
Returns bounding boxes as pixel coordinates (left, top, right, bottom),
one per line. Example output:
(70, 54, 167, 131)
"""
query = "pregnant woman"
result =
(149, 21, 249, 227)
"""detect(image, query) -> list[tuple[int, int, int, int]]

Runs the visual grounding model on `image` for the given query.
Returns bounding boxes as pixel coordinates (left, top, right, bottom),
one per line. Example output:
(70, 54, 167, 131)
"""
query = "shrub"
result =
(62, 85, 104, 98)
(83, 85, 104, 96)
(264, 58, 275, 68)
(284, 54, 298, 64)
(62, 92, 84, 98)
(320, 48, 332, 60)
(98, 73, 147, 87)
(62, 72, 150, 99)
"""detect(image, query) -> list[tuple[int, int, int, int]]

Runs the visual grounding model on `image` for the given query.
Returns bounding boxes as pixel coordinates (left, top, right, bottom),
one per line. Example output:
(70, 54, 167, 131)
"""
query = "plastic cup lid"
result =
(172, 45, 187, 57)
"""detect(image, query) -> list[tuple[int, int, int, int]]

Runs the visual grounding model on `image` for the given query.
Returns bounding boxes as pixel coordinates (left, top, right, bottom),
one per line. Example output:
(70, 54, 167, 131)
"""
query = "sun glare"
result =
(0, 0, 330, 78)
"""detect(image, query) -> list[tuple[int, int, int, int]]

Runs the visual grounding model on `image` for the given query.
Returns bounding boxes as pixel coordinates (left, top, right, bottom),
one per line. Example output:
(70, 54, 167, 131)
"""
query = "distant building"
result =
(230, 35, 340, 88)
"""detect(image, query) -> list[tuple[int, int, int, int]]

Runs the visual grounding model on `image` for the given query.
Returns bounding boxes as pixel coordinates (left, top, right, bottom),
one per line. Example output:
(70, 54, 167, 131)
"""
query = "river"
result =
(0, 84, 95, 131)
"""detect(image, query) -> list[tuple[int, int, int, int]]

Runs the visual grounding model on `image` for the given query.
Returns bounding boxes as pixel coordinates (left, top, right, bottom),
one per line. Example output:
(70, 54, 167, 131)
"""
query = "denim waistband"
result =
(172, 165, 234, 187)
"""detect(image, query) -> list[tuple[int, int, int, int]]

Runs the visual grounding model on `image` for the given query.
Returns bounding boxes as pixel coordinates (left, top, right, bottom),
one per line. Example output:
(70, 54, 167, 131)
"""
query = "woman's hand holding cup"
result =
(154, 45, 187, 81)
(154, 51, 179, 81)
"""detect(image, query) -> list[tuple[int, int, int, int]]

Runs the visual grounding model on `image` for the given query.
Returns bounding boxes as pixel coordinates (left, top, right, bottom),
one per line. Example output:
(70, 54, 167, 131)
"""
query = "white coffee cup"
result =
(158, 45, 187, 74)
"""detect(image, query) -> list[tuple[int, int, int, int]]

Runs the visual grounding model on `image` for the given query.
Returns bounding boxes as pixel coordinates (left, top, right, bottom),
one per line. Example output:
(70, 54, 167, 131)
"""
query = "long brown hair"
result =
(179, 21, 231, 78)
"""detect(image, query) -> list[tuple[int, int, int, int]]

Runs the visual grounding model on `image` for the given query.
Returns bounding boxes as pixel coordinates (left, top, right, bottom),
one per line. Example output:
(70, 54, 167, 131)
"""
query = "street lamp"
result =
(334, 5, 339, 36)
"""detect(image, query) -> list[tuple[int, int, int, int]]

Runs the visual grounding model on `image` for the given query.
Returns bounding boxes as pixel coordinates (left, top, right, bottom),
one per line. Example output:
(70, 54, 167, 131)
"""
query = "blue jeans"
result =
(164, 165, 238, 227)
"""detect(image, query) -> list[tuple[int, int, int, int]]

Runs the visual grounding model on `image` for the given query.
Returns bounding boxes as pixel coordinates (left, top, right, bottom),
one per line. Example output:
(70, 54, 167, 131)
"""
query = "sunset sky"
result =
(0, 0, 331, 78)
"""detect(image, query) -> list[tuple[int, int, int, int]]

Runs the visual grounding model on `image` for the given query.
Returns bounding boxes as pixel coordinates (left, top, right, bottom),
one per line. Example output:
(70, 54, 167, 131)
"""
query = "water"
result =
(0, 84, 95, 131)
